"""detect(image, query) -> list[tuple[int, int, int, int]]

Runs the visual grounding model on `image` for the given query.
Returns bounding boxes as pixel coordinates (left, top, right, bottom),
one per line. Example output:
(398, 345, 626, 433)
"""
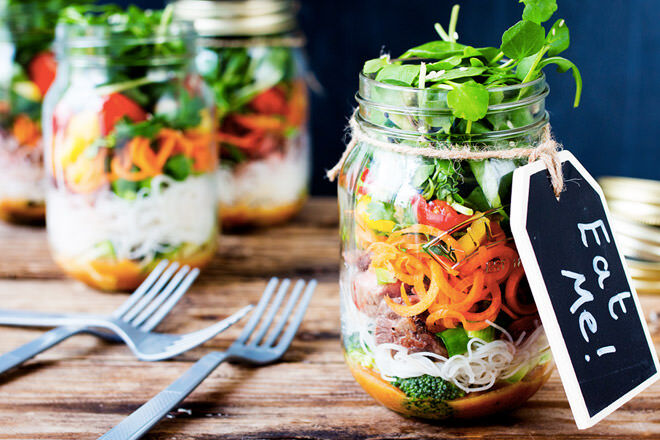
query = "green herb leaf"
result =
(375, 64, 420, 86)
(447, 81, 489, 121)
(427, 55, 463, 71)
(546, 19, 570, 56)
(520, 0, 558, 24)
(425, 66, 486, 83)
(363, 57, 390, 74)
(164, 154, 194, 181)
(468, 159, 516, 209)
(539, 56, 582, 106)
(401, 41, 466, 59)
(501, 20, 546, 59)
(514, 55, 538, 81)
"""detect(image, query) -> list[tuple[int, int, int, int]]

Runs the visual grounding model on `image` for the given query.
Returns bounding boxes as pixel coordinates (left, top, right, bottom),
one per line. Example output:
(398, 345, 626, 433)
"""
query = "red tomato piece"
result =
(100, 93, 147, 135)
(28, 51, 57, 96)
(249, 87, 288, 115)
(414, 195, 470, 230)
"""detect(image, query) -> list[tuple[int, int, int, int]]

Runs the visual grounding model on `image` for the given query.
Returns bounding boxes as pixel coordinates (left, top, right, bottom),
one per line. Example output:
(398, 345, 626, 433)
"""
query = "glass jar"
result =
(0, 1, 74, 224)
(338, 73, 554, 419)
(43, 17, 218, 291)
(173, 0, 310, 228)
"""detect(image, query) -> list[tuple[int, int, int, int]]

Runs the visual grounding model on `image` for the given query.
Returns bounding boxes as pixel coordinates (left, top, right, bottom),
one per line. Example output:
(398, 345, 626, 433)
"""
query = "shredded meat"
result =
(351, 270, 402, 317)
(374, 298, 447, 356)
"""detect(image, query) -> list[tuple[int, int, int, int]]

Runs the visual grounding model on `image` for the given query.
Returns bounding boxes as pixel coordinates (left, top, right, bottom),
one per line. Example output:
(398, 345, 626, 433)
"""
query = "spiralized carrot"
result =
(505, 266, 537, 315)
(12, 114, 41, 147)
(365, 211, 537, 337)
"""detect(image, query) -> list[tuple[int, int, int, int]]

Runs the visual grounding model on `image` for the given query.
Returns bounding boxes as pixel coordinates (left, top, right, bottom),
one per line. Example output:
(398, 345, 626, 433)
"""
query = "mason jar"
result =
(338, 73, 554, 419)
(173, 0, 310, 228)
(43, 18, 218, 291)
(0, 2, 66, 224)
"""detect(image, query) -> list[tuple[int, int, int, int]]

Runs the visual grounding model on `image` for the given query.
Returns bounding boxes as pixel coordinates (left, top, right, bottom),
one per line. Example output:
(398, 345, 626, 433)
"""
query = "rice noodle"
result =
(341, 279, 551, 393)
(217, 132, 309, 208)
(0, 134, 45, 202)
(47, 174, 217, 262)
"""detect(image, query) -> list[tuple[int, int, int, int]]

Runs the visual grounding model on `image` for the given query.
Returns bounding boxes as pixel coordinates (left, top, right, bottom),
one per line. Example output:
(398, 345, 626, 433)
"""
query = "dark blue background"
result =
(117, 0, 660, 195)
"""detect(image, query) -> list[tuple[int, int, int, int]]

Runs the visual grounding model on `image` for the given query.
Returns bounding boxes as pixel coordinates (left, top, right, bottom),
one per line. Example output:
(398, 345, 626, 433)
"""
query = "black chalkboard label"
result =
(510, 151, 659, 429)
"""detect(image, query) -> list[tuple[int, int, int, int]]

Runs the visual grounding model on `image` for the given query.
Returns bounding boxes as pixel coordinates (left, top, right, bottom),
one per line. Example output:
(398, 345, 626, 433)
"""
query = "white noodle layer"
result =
(217, 132, 309, 208)
(341, 277, 551, 393)
(0, 135, 45, 202)
(47, 174, 217, 262)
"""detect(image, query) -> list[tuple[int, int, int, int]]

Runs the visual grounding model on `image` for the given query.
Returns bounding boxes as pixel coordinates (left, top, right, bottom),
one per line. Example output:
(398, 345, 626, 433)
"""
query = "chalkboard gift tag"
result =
(510, 150, 660, 429)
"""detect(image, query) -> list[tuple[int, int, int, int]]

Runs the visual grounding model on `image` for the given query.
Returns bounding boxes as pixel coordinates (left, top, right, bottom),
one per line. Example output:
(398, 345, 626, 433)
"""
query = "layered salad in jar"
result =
(45, 6, 218, 290)
(196, 44, 310, 228)
(0, 0, 91, 223)
(339, 3, 582, 419)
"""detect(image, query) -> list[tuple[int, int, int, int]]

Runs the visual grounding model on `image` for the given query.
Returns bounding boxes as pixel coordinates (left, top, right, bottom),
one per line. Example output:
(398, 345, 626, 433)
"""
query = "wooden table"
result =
(0, 197, 658, 439)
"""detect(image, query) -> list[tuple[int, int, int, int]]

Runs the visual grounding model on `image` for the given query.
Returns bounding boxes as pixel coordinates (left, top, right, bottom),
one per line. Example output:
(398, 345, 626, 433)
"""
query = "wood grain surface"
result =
(0, 197, 659, 439)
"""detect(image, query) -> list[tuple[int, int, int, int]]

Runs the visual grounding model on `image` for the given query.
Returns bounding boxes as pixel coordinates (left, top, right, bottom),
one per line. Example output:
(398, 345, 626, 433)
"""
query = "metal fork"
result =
(0, 260, 253, 365)
(98, 277, 317, 440)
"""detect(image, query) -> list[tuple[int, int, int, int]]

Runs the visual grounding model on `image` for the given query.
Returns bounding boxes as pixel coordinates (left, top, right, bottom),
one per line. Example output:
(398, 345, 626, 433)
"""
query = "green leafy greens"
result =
(362, 0, 582, 130)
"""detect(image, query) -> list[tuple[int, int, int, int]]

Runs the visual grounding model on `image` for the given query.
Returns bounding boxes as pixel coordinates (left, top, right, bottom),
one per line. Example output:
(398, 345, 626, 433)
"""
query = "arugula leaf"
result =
(501, 20, 546, 59)
(447, 81, 489, 121)
(546, 19, 570, 56)
(520, 0, 558, 24)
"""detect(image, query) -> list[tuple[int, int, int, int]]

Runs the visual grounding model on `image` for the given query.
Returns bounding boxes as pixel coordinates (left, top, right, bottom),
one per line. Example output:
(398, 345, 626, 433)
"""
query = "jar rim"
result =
(358, 70, 546, 94)
(172, 0, 298, 37)
(55, 20, 195, 49)
(356, 110, 550, 143)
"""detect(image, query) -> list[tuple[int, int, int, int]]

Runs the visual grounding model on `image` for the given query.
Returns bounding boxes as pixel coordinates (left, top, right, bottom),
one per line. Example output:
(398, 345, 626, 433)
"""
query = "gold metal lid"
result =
(172, 0, 298, 37)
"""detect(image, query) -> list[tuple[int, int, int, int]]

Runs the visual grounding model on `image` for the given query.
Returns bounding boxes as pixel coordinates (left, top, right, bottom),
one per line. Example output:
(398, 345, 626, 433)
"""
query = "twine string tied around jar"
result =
(327, 112, 565, 197)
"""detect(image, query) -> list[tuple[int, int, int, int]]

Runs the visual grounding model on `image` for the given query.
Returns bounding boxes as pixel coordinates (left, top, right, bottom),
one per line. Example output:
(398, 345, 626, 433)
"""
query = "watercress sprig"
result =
(362, 0, 582, 133)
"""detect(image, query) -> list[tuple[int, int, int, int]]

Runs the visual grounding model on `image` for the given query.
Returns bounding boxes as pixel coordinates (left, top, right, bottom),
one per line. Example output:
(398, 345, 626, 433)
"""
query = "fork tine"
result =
(131, 266, 191, 328)
(248, 279, 292, 346)
(262, 280, 305, 347)
(165, 304, 254, 352)
(121, 262, 180, 321)
(233, 277, 280, 345)
(140, 268, 200, 331)
(112, 260, 170, 318)
(272, 280, 316, 352)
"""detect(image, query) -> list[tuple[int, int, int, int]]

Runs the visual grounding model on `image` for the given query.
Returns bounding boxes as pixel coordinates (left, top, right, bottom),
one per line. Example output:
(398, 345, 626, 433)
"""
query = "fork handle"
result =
(98, 351, 228, 440)
(0, 326, 85, 375)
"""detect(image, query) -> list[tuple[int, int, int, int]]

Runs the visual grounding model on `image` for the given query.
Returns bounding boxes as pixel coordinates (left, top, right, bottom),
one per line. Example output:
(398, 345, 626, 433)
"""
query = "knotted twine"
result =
(326, 112, 565, 197)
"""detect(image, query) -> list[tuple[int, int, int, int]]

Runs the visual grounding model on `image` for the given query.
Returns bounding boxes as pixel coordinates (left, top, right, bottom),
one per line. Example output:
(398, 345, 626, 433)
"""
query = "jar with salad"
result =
(43, 5, 219, 291)
(336, 4, 582, 419)
(0, 0, 91, 224)
(173, 0, 310, 228)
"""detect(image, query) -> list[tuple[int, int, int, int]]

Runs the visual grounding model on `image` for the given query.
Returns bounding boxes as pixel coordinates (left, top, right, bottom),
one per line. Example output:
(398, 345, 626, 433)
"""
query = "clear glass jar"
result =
(0, 2, 68, 224)
(43, 18, 218, 291)
(338, 73, 553, 419)
(173, 0, 310, 228)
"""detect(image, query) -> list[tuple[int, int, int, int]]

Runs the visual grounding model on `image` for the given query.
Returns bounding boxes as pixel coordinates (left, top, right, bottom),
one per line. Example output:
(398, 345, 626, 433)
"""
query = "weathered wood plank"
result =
(0, 198, 658, 439)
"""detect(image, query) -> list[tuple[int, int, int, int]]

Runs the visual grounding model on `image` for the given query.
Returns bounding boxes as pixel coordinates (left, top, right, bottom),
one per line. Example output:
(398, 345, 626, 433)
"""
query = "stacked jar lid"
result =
(599, 176, 660, 294)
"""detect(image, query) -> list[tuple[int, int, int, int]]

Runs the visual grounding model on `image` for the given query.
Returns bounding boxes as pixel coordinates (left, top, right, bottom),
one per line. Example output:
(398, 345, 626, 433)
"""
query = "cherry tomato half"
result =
(28, 51, 57, 96)
(249, 87, 288, 115)
(100, 93, 147, 135)
(414, 195, 470, 230)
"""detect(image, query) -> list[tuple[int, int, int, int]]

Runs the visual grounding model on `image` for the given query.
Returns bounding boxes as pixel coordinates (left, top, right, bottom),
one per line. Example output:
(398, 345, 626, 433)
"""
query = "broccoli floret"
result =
(391, 375, 465, 401)
(391, 375, 466, 418)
